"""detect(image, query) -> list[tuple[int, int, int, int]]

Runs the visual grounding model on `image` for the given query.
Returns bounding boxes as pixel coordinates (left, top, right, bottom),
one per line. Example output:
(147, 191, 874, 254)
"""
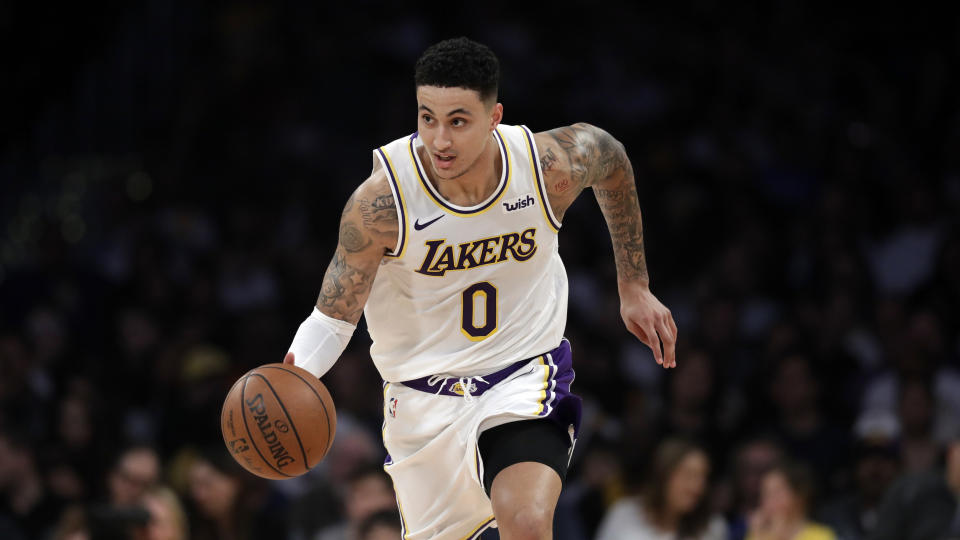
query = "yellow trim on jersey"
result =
(409, 129, 512, 217)
(459, 515, 496, 540)
(379, 147, 409, 259)
(523, 128, 561, 234)
(535, 355, 550, 414)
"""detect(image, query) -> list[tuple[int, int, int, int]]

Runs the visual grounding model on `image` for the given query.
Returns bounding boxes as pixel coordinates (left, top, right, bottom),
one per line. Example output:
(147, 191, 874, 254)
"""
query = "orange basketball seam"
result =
(240, 375, 295, 478)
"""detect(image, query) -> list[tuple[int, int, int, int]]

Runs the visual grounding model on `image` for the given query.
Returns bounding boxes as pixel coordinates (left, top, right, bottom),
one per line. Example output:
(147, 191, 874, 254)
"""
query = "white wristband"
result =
(287, 308, 356, 378)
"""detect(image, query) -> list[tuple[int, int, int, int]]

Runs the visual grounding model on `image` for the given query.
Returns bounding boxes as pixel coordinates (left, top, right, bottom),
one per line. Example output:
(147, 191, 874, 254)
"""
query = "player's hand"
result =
(619, 282, 677, 368)
(283, 352, 295, 365)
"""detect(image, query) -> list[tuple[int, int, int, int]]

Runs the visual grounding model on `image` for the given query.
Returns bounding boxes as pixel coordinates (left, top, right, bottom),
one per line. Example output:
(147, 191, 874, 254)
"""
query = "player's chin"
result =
(432, 163, 460, 180)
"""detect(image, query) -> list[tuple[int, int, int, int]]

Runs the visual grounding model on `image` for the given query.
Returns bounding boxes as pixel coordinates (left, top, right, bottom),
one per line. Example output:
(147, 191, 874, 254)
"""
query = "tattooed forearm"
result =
(316, 248, 371, 323)
(595, 178, 649, 283)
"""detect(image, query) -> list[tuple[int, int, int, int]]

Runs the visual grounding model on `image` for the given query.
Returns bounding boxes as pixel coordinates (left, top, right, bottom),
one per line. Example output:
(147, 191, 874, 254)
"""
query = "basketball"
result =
(220, 363, 336, 480)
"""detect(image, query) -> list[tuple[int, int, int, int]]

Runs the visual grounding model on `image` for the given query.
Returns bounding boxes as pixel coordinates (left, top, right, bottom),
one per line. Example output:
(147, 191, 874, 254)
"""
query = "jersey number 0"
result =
(461, 282, 497, 340)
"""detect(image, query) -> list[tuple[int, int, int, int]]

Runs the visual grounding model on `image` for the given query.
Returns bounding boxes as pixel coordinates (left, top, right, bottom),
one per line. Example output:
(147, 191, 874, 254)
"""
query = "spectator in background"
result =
(48, 444, 162, 540)
(867, 439, 960, 540)
(859, 304, 960, 471)
(746, 461, 836, 540)
(896, 376, 942, 473)
(554, 437, 627, 540)
(356, 509, 402, 540)
(0, 428, 63, 539)
(315, 463, 397, 540)
(109, 446, 161, 507)
(766, 352, 849, 490)
(817, 423, 900, 540)
(186, 446, 287, 540)
(659, 346, 722, 447)
(722, 435, 784, 540)
(140, 485, 189, 540)
(595, 438, 727, 540)
(287, 416, 386, 540)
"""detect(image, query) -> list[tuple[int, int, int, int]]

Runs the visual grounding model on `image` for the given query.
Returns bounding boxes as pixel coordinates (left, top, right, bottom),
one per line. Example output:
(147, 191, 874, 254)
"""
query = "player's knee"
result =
(496, 503, 553, 540)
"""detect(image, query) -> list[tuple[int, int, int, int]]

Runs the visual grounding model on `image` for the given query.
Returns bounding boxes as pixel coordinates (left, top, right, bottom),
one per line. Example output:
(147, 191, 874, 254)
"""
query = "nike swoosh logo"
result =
(413, 215, 444, 230)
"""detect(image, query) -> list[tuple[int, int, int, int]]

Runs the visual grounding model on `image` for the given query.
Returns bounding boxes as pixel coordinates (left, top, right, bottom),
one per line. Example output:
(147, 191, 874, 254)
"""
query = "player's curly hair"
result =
(414, 37, 500, 104)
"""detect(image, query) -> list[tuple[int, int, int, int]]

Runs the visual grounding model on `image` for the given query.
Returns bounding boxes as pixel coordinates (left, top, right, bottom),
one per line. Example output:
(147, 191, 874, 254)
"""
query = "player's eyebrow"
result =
(418, 105, 472, 117)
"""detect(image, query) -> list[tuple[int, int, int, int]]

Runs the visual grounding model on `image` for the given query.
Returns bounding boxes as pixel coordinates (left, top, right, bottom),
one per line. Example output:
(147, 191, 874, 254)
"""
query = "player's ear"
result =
(490, 102, 503, 131)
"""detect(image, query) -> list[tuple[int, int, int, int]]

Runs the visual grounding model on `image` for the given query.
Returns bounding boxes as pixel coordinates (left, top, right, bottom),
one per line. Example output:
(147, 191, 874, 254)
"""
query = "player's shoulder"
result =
(341, 158, 399, 253)
(351, 156, 392, 204)
(531, 123, 618, 156)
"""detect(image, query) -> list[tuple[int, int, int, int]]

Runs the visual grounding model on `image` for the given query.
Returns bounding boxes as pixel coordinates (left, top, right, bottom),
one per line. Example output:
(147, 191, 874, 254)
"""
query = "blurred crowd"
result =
(2, 2, 959, 540)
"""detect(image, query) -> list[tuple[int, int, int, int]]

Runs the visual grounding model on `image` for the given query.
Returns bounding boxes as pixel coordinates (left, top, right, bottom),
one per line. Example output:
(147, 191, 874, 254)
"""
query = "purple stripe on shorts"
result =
(400, 357, 530, 397)
(541, 340, 582, 438)
(398, 340, 583, 439)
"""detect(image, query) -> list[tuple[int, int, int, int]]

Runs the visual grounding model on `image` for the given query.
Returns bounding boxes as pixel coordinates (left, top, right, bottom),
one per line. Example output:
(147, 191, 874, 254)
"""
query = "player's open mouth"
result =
(433, 153, 456, 169)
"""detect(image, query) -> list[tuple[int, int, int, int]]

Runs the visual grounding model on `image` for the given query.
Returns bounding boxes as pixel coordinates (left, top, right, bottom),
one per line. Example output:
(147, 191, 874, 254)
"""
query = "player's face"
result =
(416, 86, 503, 181)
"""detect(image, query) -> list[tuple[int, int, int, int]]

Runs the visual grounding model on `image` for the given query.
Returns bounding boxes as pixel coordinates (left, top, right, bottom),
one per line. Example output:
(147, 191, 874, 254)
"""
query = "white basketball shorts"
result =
(380, 339, 581, 540)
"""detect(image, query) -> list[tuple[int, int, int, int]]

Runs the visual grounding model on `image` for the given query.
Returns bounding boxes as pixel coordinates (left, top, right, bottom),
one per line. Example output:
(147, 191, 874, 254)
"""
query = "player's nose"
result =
(434, 127, 452, 150)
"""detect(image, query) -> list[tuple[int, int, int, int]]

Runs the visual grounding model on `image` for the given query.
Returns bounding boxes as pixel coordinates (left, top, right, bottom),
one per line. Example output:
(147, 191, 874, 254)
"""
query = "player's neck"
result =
(424, 134, 501, 206)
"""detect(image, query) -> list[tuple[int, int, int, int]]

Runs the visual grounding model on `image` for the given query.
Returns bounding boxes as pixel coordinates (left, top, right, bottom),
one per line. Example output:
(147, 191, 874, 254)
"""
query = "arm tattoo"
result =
(358, 193, 398, 251)
(540, 147, 559, 172)
(595, 181, 648, 282)
(547, 127, 590, 189)
(316, 248, 370, 323)
(339, 222, 371, 252)
(316, 180, 397, 322)
(550, 123, 649, 282)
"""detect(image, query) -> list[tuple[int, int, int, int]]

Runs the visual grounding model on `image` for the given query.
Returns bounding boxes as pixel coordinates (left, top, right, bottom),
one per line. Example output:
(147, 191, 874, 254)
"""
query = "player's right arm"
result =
(314, 164, 398, 324)
(283, 162, 399, 377)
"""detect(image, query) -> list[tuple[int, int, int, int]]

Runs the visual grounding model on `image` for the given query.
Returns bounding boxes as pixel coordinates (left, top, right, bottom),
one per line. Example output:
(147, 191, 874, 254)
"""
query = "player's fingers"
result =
(626, 319, 654, 353)
(624, 318, 646, 343)
(657, 317, 676, 368)
(636, 319, 663, 365)
(283, 352, 295, 365)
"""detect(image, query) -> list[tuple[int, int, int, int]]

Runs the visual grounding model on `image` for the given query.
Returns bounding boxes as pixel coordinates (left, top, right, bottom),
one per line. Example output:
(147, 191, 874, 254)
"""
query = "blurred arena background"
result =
(1, 2, 959, 539)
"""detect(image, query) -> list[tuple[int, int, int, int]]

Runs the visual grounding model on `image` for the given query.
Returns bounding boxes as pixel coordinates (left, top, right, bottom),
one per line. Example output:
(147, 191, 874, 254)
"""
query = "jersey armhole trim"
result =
(520, 125, 562, 233)
(375, 147, 408, 258)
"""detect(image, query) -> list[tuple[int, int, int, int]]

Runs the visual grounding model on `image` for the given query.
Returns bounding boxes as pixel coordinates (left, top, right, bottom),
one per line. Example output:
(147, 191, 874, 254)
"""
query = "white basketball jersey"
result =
(364, 124, 568, 382)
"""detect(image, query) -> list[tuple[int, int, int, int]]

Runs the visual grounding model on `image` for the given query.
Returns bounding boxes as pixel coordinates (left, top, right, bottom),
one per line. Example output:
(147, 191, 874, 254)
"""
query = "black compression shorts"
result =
(477, 418, 572, 496)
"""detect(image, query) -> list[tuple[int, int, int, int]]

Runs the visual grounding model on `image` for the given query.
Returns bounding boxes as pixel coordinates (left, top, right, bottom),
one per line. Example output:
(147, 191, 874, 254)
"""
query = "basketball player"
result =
(283, 37, 677, 540)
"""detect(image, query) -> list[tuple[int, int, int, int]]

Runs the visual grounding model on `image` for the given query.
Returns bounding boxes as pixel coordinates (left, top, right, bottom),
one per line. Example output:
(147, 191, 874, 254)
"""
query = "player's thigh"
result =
(489, 461, 561, 532)
(480, 419, 569, 531)
(478, 419, 572, 495)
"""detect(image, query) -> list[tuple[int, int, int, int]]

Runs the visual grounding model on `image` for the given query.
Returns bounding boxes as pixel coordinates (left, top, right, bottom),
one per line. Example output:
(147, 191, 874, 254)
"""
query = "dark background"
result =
(1, 2, 958, 539)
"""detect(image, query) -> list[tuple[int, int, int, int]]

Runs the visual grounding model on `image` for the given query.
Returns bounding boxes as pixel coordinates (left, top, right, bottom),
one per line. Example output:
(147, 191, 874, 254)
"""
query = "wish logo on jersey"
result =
(502, 194, 535, 213)
(415, 228, 538, 277)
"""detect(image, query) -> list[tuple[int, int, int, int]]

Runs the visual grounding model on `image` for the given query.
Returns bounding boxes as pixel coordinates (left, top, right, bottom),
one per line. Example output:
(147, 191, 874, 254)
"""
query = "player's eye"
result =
(452, 118, 466, 127)
(422, 115, 433, 124)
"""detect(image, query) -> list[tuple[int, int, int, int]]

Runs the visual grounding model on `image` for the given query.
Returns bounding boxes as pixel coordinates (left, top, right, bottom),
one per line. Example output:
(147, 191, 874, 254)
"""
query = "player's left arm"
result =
(534, 123, 677, 368)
